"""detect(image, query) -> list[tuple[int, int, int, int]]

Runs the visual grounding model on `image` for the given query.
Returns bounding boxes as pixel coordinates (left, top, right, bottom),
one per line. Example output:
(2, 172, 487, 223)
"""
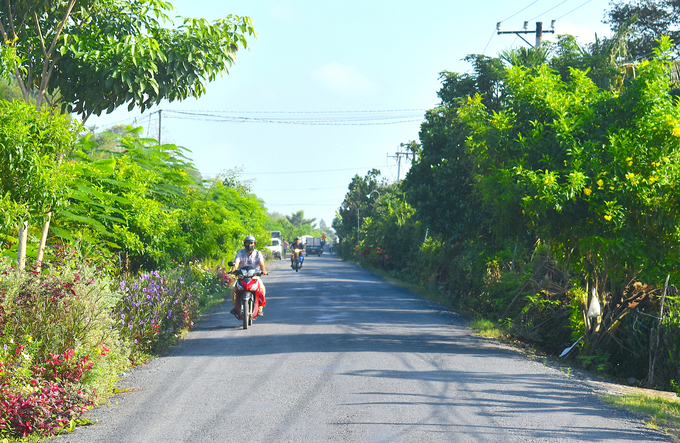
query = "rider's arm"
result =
(258, 251, 268, 275)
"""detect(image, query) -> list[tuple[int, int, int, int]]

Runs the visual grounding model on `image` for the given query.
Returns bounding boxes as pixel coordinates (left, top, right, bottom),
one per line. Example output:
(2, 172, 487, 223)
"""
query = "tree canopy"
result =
(0, 0, 256, 119)
(606, 0, 680, 59)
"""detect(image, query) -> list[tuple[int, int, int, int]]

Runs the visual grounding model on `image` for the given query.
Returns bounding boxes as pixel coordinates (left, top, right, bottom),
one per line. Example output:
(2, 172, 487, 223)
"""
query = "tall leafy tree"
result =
(0, 0, 256, 118)
(0, 100, 78, 246)
(333, 169, 384, 252)
(606, 0, 680, 59)
(286, 210, 316, 229)
(460, 36, 680, 298)
(403, 56, 505, 241)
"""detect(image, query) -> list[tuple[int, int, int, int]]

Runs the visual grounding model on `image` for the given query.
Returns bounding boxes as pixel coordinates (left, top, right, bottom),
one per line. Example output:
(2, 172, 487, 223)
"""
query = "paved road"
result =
(56, 254, 669, 442)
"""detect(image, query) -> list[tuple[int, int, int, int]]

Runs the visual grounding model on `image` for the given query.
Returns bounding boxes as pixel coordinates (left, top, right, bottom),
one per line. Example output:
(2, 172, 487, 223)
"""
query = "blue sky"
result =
(86, 0, 613, 228)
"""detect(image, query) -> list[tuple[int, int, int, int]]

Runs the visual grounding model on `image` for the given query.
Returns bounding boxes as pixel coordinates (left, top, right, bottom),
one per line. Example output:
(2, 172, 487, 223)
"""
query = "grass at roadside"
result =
(468, 318, 508, 340)
(602, 394, 680, 439)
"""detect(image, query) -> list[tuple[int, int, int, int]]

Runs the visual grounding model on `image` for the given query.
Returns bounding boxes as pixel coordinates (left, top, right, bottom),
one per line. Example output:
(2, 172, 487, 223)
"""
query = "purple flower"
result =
(121, 314, 125, 319)
(85, 317, 90, 323)
(3, 344, 7, 351)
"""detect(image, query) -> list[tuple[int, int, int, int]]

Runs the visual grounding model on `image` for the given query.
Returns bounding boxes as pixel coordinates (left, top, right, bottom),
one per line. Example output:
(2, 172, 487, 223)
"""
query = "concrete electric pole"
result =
(388, 150, 416, 181)
(496, 20, 555, 48)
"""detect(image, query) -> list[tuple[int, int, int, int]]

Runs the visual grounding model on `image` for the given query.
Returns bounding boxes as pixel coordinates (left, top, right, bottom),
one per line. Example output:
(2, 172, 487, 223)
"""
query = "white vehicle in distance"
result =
(265, 237, 282, 260)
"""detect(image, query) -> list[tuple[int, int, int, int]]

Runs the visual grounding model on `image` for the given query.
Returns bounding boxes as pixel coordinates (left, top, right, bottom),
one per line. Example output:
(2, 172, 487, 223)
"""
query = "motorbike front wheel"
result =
(242, 299, 249, 329)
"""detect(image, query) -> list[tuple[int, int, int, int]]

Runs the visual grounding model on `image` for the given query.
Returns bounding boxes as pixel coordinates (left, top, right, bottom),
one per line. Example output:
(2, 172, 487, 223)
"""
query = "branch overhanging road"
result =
(56, 255, 669, 442)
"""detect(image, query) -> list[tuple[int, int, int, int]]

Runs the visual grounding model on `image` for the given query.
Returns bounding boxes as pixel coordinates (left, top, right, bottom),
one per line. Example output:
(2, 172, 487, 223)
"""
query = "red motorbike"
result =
(228, 263, 264, 329)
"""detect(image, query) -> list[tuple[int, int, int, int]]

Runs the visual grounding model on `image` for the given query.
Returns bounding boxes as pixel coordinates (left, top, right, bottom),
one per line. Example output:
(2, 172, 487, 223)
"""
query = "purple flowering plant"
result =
(112, 269, 202, 355)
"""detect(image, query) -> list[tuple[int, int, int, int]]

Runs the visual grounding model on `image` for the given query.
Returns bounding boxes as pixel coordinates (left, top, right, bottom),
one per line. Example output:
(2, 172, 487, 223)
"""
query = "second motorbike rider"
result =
(230, 235, 268, 317)
(290, 236, 304, 269)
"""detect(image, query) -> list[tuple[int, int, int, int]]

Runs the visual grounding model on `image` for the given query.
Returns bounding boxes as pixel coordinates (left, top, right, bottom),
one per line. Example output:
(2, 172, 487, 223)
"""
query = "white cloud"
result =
(311, 61, 372, 94)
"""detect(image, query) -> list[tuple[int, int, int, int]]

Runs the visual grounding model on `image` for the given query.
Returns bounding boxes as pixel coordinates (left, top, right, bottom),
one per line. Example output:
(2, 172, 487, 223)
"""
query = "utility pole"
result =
(388, 150, 416, 181)
(157, 109, 163, 145)
(496, 20, 555, 48)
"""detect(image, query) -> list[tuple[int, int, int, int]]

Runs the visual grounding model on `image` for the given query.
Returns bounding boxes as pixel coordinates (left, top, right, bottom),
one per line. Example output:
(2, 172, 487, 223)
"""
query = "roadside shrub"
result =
(0, 256, 127, 438)
(112, 265, 230, 359)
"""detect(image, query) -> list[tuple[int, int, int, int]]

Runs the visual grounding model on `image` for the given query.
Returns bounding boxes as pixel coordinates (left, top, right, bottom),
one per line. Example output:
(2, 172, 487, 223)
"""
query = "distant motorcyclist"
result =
(290, 236, 305, 268)
(230, 235, 268, 316)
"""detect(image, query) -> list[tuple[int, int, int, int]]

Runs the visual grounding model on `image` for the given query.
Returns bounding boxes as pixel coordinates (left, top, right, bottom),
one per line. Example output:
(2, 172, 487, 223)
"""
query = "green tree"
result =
(286, 210, 316, 229)
(0, 100, 78, 247)
(0, 0, 256, 118)
(459, 36, 680, 312)
(606, 0, 680, 59)
(333, 169, 384, 255)
(403, 56, 505, 241)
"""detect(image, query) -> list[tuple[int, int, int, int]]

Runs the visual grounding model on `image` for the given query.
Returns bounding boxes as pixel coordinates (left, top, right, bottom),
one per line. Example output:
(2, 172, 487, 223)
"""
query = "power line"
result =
(238, 166, 389, 175)
(482, 27, 497, 55)
(500, 0, 541, 23)
(273, 198, 340, 205)
(179, 108, 426, 114)
(529, 0, 570, 21)
(268, 203, 342, 207)
(166, 115, 423, 126)
(556, 0, 594, 20)
(254, 186, 348, 191)
(164, 109, 424, 126)
(90, 108, 427, 132)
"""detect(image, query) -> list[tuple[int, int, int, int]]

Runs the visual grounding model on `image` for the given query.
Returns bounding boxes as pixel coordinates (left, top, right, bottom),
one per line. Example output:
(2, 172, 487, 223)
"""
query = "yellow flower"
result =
(604, 215, 612, 221)
(674, 128, 680, 137)
(597, 179, 604, 187)
(610, 186, 615, 190)
(584, 188, 592, 196)
(664, 156, 670, 162)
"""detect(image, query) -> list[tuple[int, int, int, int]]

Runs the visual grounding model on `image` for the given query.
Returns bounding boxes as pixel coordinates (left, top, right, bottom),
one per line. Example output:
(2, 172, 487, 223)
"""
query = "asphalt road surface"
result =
(55, 254, 670, 442)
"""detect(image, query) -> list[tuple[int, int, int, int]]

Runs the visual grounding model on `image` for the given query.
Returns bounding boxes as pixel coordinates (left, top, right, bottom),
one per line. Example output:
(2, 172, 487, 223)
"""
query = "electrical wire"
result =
(269, 203, 342, 207)
(239, 166, 389, 175)
(255, 186, 349, 191)
(528, 0, 570, 21)
(499, 0, 541, 23)
(164, 109, 424, 126)
(165, 115, 423, 126)
(482, 27, 497, 55)
(555, 0, 594, 20)
(90, 108, 427, 131)
(179, 108, 426, 114)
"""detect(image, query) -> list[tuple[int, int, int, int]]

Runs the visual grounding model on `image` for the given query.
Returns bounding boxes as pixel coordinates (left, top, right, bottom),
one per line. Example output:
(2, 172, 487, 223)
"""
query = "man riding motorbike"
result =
(230, 235, 268, 317)
(290, 236, 304, 269)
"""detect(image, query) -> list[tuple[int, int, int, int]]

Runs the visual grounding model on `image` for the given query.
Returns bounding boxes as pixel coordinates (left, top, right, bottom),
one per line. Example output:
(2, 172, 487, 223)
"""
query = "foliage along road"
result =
(55, 255, 669, 442)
